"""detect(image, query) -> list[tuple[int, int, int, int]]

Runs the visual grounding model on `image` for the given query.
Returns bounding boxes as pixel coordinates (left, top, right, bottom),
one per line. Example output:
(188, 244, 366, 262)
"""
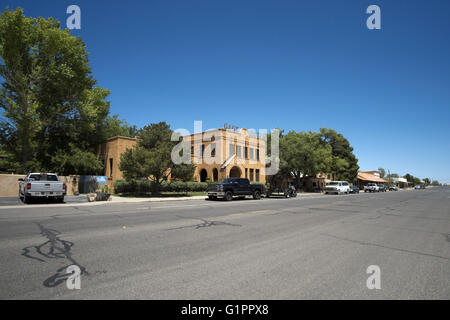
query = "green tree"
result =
(404, 174, 414, 183)
(318, 128, 359, 182)
(279, 131, 333, 187)
(171, 163, 196, 182)
(119, 122, 176, 194)
(378, 167, 386, 178)
(423, 178, 431, 185)
(103, 114, 139, 139)
(0, 7, 109, 174)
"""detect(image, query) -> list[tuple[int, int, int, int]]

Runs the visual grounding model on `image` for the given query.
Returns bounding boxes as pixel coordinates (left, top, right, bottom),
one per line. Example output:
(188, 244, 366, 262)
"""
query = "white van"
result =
(325, 181, 350, 195)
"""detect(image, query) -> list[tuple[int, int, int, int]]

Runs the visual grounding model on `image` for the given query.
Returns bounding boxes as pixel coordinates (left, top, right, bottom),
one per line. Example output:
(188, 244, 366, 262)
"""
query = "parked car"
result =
(364, 183, 380, 192)
(325, 181, 350, 195)
(349, 185, 360, 194)
(389, 185, 399, 191)
(19, 173, 67, 204)
(377, 184, 387, 192)
(415, 185, 425, 189)
(207, 178, 265, 201)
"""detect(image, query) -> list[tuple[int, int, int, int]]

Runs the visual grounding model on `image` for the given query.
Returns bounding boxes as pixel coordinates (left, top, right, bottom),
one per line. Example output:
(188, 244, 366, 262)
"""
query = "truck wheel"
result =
(57, 196, 64, 203)
(253, 190, 261, 200)
(24, 195, 31, 204)
(225, 191, 233, 201)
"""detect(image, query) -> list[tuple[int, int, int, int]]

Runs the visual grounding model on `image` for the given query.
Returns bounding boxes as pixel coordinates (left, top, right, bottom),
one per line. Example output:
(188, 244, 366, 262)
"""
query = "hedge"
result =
(114, 179, 208, 194)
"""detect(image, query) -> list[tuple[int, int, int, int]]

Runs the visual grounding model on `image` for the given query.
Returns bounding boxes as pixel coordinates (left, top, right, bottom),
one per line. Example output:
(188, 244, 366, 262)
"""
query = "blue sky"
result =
(4, 1, 450, 182)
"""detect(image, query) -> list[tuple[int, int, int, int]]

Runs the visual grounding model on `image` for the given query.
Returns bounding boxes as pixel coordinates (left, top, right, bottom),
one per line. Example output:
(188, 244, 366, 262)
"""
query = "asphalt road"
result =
(0, 195, 88, 207)
(0, 187, 449, 299)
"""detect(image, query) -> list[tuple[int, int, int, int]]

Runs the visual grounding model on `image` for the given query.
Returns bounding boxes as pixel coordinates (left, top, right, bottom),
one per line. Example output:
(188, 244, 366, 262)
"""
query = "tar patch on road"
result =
(167, 218, 241, 231)
(21, 223, 104, 288)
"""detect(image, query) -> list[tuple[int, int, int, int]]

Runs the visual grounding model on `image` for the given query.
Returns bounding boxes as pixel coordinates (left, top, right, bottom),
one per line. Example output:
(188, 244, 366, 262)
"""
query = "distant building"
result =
(184, 128, 266, 183)
(97, 136, 138, 191)
(97, 128, 267, 191)
(391, 177, 410, 188)
(356, 170, 387, 189)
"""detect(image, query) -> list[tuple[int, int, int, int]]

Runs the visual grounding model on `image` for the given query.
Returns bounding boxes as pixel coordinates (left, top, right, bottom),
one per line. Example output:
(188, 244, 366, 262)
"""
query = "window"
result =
(255, 169, 260, 182)
(236, 146, 242, 158)
(211, 143, 216, 157)
(244, 147, 248, 159)
(245, 168, 248, 178)
(109, 158, 113, 177)
(229, 144, 235, 156)
(191, 146, 194, 157)
(250, 169, 254, 181)
(201, 144, 205, 158)
(256, 149, 260, 161)
(249, 148, 254, 160)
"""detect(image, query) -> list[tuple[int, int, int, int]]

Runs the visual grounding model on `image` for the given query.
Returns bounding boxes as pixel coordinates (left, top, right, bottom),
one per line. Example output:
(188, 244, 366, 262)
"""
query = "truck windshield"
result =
(29, 174, 58, 181)
(327, 182, 339, 186)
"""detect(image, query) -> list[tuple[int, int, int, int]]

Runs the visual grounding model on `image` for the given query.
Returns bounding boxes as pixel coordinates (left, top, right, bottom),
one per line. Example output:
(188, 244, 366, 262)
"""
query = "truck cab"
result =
(207, 178, 265, 201)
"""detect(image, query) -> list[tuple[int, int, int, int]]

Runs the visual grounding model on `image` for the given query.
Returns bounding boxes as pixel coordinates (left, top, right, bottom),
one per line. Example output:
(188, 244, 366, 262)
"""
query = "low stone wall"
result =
(0, 174, 80, 197)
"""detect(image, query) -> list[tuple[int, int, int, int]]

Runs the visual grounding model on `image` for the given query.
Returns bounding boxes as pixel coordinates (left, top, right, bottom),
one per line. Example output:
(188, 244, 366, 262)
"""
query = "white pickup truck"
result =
(19, 173, 66, 203)
(364, 183, 380, 192)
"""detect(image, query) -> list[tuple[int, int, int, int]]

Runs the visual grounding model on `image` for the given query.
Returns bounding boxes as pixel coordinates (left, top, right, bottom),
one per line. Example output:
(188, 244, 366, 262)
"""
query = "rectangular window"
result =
(250, 169, 254, 181)
(250, 148, 254, 160)
(191, 146, 194, 157)
(109, 158, 113, 177)
(244, 146, 248, 159)
(236, 146, 242, 158)
(255, 169, 260, 182)
(211, 143, 216, 157)
(229, 144, 235, 156)
(256, 149, 260, 161)
(201, 144, 205, 158)
(245, 168, 248, 178)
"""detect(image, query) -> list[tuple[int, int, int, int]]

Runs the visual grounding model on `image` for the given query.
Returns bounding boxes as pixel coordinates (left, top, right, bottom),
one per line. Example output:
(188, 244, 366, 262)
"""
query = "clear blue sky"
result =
(4, 1, 450, 182)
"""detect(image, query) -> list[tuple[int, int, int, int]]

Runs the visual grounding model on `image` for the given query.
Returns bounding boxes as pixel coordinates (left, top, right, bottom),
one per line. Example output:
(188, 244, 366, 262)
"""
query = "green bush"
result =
(114, 179, 208, 194)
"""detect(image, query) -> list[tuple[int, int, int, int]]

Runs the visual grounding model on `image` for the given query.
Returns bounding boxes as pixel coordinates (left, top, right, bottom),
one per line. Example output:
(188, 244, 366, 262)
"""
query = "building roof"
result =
(357, 172, 387, 183)
(106, 136, 138, 142)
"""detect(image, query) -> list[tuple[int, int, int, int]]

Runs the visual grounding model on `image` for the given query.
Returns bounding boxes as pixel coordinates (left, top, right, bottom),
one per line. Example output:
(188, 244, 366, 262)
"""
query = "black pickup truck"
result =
(207, 178, 265, 201)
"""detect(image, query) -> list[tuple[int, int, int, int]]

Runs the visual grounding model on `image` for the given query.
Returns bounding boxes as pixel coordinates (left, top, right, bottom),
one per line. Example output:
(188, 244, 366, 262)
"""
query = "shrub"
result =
(114, 179, 207, 194)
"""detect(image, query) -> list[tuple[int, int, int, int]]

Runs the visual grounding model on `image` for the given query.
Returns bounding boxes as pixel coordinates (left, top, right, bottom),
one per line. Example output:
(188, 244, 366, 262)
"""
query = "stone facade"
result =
(97, 136, 138, 191)
(185, 128, 266, 183)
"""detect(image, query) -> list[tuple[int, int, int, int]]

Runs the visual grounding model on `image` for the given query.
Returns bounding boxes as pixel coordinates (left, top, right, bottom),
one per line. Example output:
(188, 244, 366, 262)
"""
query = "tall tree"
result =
(119, 122, 183, 193)
(279, 131, 333, 187)
(103, 114, 139, 139)
(318, 128, 359, 182)
(378, 167, 386, 178)
(0, 7, 109, 174)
